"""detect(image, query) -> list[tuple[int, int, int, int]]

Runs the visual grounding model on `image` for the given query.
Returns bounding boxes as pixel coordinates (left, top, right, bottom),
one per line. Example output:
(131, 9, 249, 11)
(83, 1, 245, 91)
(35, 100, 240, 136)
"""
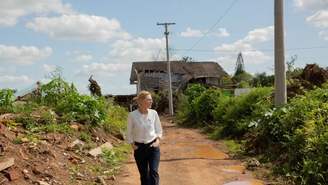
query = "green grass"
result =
(224, 140, 246, 157)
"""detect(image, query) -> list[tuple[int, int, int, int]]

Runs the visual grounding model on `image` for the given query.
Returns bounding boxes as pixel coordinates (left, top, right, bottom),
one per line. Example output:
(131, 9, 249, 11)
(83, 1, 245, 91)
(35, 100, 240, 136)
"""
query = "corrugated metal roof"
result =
(14, 84, 38, 98)
(130, 61, 228, 84)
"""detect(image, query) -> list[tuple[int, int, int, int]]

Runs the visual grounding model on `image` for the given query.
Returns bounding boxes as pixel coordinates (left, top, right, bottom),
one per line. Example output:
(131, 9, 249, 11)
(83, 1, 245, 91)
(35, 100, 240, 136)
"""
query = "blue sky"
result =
(0, 0, 327, 95)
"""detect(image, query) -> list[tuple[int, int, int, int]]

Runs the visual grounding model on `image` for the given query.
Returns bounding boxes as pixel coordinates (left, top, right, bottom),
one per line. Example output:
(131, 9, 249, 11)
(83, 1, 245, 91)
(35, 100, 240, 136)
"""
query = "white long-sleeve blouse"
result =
(126, 109, 163, 144)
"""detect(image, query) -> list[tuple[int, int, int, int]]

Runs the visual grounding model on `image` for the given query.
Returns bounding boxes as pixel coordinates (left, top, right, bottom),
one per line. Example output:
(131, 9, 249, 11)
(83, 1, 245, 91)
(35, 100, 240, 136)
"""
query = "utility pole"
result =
(274, 0, 286, 108)
(157, 22, 175, 115)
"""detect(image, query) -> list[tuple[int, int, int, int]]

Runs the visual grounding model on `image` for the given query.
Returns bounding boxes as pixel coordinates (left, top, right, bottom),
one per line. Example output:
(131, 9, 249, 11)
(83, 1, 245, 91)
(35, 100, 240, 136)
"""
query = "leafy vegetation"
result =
(0, 67, 131, 181)
(176, 62, 328, 184)
(103, 99, 129, 135)
(151, 90, 186, 113)
(101, 143, 130, 167)
(177, 84, 273, 136)
(0, 89, 15, 109)
(247, 85, 328, 184)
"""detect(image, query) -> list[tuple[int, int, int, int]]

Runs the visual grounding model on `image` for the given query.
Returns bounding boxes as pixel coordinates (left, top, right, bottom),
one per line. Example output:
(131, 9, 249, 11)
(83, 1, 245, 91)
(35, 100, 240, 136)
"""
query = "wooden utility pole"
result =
(157, 22, 175, 116)
(274, 0, 286, 107)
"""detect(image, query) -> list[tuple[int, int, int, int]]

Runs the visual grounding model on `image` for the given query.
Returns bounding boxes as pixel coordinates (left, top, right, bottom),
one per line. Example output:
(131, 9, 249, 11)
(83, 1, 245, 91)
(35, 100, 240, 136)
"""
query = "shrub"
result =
(247, 84, 328, 184)
(0, 89, 15, 108)
(212, 87, 273, 138)
(177, 84, 207, 126)
(103, 99, 129, 135)
(192, 88, 221, 125)
(151, 90, 185, 114)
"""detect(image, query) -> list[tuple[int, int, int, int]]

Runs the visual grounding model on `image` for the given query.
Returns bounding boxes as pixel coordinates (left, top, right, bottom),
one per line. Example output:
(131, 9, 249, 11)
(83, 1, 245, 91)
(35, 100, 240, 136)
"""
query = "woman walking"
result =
(126, 91, 163, 185)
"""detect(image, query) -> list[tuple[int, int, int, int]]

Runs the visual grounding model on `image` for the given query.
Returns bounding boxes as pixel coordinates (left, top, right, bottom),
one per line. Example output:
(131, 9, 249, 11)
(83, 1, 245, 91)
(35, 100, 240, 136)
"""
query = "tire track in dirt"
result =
(114, 120, 264, 185)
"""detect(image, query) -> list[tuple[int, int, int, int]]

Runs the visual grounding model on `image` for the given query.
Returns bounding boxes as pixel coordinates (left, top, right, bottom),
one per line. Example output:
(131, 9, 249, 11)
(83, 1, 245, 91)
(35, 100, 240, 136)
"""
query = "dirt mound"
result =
(287, 64, 328, 98)
(0, 114, 124, 185)
(299, 64, 328, 87)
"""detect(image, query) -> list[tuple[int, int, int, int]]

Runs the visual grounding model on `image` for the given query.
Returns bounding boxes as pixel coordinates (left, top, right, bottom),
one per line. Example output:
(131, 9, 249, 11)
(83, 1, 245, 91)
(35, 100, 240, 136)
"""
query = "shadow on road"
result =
(123, 157, 240, 164)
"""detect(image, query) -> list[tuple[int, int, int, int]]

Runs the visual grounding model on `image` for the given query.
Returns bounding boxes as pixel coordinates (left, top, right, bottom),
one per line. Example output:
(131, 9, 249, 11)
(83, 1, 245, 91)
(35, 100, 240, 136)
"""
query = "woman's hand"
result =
(150, 138, 160, 147)
(131, 143, 138, 150)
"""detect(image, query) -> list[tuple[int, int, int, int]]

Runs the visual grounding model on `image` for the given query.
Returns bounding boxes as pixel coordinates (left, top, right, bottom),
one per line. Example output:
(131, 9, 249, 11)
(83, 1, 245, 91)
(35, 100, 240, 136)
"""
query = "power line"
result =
(174, 45, 328, 53)
(164, 0, 174, 19)
(171, 0, 182, 17)
(182, 0, 239, 56)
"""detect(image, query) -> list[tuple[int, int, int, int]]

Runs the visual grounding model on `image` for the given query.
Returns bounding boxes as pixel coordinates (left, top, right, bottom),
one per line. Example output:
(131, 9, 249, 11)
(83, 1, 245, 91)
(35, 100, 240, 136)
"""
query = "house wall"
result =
(234, 88, 254, 97)
(143, 73, 181, 82)
(140, 73, 186, 92)
(206, 77, 219, 85)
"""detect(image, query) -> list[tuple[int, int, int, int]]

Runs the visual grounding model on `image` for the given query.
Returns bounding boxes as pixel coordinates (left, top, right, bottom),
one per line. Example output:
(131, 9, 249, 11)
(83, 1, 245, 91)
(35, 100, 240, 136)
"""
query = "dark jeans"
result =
(134, 141, 160, 185)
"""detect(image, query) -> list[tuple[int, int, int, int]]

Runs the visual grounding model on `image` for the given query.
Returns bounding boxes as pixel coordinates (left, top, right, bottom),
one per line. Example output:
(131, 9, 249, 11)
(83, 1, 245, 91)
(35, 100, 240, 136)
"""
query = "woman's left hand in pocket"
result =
(150, 139, 159, 147)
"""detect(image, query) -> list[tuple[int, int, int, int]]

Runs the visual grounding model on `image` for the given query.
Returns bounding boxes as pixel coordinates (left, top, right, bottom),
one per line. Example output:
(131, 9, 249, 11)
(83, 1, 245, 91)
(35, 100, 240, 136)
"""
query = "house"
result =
(129, 61, 229, 93)
(13, 81, 44, 100)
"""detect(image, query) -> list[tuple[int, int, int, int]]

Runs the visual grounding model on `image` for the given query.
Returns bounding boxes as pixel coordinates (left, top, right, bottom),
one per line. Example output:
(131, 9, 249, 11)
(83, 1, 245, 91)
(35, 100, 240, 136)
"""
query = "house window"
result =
(189, 78, 206, 84)
(198, 78, 206, 83)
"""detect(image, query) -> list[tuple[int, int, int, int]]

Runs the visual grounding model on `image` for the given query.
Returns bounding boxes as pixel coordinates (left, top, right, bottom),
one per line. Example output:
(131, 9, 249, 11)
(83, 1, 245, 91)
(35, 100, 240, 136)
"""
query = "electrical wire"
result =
(182, 0, 239, 56)
(174, 45, 328, 53)
(171, 0, 182, 17)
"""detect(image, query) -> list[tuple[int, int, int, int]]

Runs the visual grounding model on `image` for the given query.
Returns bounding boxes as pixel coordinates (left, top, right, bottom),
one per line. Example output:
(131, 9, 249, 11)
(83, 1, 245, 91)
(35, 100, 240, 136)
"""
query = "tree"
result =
(251, 72, 274, 87)
(88, 75, 102, 97)
(221, 76, 233, 85)
(237, 80, 250, 88)
(232, 72, 253, 85)
(221, 76, 233, 86)
(151, 48, 179, 61)
(234, 52, 245, 76)
(181, 56, 195, 62)
(286, 55, 302, 79)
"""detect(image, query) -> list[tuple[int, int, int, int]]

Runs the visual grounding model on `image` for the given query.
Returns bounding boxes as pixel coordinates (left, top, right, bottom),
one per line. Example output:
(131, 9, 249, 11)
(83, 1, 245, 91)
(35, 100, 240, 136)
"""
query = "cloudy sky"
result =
(0, 0, 327, 95)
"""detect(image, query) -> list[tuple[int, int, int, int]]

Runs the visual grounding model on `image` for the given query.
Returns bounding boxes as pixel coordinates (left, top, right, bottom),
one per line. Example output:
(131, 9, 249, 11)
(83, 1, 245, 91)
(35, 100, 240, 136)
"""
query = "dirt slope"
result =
(114, 119, 265, 185)
(0, 117, 122, 185)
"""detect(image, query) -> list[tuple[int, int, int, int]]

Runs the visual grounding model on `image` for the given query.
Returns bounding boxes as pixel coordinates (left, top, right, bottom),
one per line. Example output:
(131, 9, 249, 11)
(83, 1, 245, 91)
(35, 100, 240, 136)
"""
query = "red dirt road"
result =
(114, 120, 264, 185)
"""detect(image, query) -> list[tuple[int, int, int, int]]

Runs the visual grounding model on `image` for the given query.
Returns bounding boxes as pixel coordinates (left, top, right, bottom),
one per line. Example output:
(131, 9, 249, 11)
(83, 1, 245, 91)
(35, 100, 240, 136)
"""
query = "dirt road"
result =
(114, 120, 264, 185)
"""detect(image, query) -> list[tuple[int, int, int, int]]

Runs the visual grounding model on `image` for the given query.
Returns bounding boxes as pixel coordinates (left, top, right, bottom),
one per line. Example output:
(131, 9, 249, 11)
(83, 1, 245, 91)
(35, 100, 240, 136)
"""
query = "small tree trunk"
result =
(88, 75, 102, 97)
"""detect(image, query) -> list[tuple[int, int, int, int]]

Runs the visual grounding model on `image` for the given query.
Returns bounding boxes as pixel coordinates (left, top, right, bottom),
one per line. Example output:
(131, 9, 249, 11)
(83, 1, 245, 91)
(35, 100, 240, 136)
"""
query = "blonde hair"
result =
(133, 91, 151, 103)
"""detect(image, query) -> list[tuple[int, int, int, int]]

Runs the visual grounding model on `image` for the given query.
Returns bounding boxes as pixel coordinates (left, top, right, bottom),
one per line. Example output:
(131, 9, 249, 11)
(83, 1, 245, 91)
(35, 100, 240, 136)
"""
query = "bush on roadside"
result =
(247, 84, 328, 184)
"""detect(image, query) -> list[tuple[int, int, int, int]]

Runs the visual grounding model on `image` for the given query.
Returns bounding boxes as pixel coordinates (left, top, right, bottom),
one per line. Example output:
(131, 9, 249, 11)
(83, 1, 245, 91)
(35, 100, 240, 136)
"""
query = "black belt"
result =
(134, 138, 156, 146)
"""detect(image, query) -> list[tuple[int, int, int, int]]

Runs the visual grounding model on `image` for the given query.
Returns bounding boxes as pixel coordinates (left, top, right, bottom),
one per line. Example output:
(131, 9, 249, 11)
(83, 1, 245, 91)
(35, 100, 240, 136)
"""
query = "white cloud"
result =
(99, 84, 136, 95)
(26, 14, 132, 42)
(293, 0, 328, 42)
(294, 0, 328, 11)
(212, 52, 271, 66)
(212, 56, 235, 65)
(212, 28, 230, 37)
(0, 45, 52, 66)
(40, 64, 56, 72)
(0, 67, 16, 74)
(307, 10, 328, 28)
(108, 37, 167, 63)
(213, 26, 273, 65)
(72, 55, 93, 62)
(72, 81, 136, 95)
(40, 78, 52, 85)
(0, 0, 76, 27)
(179, 28, 230, 37)
(242, 51, 272, 64)
(243, 26, 274, 43)
(294, 0, 328, 29)
(65, 50, 79, 55)
(215, 26, 274, 52)
(179, 28, 203, 37)
(318, 30, 326, 36)
(75, 63, 130, 77)
(0, 75, 35, 88)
